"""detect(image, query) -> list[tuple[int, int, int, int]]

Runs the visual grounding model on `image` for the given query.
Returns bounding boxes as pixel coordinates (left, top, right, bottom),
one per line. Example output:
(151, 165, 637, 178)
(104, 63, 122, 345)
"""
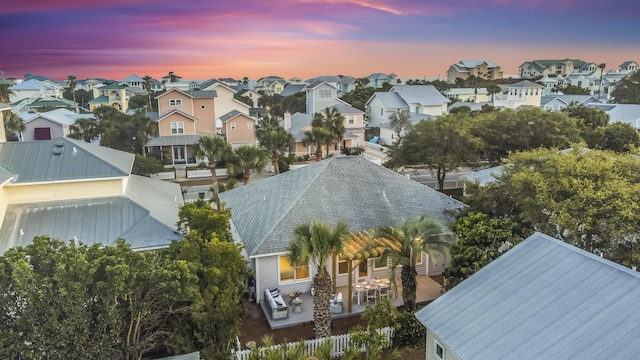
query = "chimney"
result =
(284, 111, 291, 130)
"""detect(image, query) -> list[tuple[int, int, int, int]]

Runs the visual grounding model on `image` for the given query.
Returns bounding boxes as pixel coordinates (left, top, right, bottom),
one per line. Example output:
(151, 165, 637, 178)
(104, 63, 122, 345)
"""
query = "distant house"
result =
(366, 73, 398, 88)
(415, 232, 640, 360)
(9, 78, 65, 103)
(519, 59, 585, 78)
(18, 108, 94, 141)
(236, 88, 262, 108)
(587, 103, 640, 130)
(218, 110, 258, 148)
(89, 83, 128, 113)
(120, 74, 145, 89)
(443, 88, 489, 103)
(219, 156, 466, 303)
(619, 61, 639, 72)
(198, 79, 251, 122)
(0, 137, 183, 254)
(493, 80, 544, 109)
(446, 60, 503, 84)
(305, 81, 344, 115)
(76, 78, 105, 92)
(540, 95, 600, 111)
(255, 76, 286, 94)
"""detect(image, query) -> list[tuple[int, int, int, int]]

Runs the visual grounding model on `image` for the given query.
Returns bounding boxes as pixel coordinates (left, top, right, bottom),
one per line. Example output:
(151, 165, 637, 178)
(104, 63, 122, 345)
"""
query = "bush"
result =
(391, 311, 425, 349)
(132, 155, 164, 177)
(341, 146, 365, 156)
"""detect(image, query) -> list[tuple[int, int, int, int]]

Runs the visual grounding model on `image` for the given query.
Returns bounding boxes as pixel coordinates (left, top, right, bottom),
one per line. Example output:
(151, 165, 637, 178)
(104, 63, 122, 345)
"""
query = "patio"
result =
(261, 275, 442, 329)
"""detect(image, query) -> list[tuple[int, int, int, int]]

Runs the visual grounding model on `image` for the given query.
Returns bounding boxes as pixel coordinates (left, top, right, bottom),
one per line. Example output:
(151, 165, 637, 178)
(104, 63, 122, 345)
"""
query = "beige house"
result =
(218, 110, 257, 148)
(0, 137, 183, 254)
(518, 59, 585, 78)
(89, 83, 128, 113)
(493, 80, 544, 109)
(446, 60, 503, 84)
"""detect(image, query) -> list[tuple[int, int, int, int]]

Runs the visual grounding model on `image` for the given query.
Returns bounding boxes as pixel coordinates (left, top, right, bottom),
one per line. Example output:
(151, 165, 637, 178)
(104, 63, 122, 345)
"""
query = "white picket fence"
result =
(231, 327, 394, 360)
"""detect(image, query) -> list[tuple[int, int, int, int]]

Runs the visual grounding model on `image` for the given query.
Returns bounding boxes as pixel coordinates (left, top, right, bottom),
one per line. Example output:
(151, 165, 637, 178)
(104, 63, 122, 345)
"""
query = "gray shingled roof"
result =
(283, 112, 313, 141)
(0, 137, 132, 183)
(219, 156, 465, 257)
(0, 196, 182, 254)
(219, 109, 251, 123)
(323, 103, 365, 115)
(186, 90, 217, 98)
(279, 84, 307, 97)
(415, 232, 640, 360)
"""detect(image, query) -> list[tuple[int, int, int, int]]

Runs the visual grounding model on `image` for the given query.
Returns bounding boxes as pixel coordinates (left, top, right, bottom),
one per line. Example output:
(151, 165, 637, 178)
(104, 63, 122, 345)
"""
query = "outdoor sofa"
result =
(264, 288, 289, 320)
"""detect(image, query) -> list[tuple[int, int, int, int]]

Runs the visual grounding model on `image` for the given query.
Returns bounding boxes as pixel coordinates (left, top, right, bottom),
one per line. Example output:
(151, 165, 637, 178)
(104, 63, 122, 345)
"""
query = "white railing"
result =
(231, 327, 394, 360)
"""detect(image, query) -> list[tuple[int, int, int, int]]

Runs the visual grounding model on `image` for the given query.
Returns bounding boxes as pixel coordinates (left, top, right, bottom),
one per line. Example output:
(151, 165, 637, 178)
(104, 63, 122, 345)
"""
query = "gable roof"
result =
(98, 83, 126, 90)
(415, 232, 640, 360)
(219, 109, 255, 123)
(0, 137, 133, 183)
(367, 92, 409, 109)
(323, 103, 365, 115)
(281, 112, 313, 141)
(540, 95, 600, 107)
(587, 103, 640, 128)
(501, 80, 544, 89)
(456, 60, 499, 69)
(279, 84, 307, 97)
(120, 74, 144, 83)
(219, 156, 465, 257)
(9, 78, 43, 90)
(390, 85, 450, 106)
(26, 97, 76, 109)
(156, 109, 198, 122)
(20, 108, 84, 126)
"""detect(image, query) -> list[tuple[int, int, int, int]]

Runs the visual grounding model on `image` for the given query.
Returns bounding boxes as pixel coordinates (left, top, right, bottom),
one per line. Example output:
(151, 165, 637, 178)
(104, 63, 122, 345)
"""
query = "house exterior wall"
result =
(157, 113, 197, 136)
(157, 91, 194, 117)
(192, 98, 216, 134)
(366, 96, 394, 127)
(306, 84, 339, 115)
(426, 329, 461, 360)
(5, 179, 123, 204)
(223, 115, 256, 147)
(494, 87, 542, 109)
(211, 85, 250, 120)
(256, 255, 315, 303)
(22, 118, 65, 141)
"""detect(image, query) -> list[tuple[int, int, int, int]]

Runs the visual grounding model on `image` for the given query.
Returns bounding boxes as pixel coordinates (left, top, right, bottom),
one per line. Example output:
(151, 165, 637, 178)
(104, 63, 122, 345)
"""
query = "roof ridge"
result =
(63, 137, 132, 176)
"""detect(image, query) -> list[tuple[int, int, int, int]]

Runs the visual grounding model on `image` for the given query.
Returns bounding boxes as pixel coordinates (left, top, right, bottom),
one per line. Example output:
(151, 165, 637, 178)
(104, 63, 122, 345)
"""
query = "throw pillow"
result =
(270, 289, 279, 297)
(275, 300, 283, 306)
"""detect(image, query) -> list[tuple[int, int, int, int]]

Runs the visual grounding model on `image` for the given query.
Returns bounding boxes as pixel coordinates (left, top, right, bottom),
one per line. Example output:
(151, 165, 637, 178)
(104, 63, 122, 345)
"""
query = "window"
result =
(169, 99, 182, 106)
(348, 115, 355, 124)
(319, 89, 331, 98)
(436, 343, 444, 359)
(247, 122, 253, 129)
(415, 106, 419, 114)
(337, 255, 349, 275)
(380, 109, 383, 116)
(34, 127, 52, 140)
(230, 122, 236, 130)
(374, 254, 389, 270)
(170, 122, 184, 134)
(279, 256, 310, 282)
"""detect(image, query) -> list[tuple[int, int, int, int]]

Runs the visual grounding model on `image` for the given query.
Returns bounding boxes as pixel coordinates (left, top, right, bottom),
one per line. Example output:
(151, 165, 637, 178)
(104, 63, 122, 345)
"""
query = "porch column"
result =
(347, 260, 353, 313)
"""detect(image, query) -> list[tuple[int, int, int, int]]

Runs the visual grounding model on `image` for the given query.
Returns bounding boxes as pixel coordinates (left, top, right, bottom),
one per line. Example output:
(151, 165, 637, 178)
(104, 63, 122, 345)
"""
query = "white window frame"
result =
(279, 256, 310, 283)
(337, 255, 349, 275)
(348, 115, 355, 124)
(247, 122, 253, 129)
(435, 341, 445, 359)
(169, 99, 182, 106)
(170, 122, 184, 134)
(319, 89, 331, 98)
(230, 122, 237, 130)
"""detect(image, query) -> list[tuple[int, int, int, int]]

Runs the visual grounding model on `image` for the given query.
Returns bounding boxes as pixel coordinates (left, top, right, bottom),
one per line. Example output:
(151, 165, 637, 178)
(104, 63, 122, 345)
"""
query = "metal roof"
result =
(0, 196, 183, 254)
(415, 232, 640, 360)
(371, 92, 409, 109)
(0, 137, 133, 183)
(147, 134, 204, 146)
(586, 103, 640, 129)
(461, 165, 503, 186)
(390, 85, 450, 106)
(219, 156, 465, 257)
(21, 108, 84, 126)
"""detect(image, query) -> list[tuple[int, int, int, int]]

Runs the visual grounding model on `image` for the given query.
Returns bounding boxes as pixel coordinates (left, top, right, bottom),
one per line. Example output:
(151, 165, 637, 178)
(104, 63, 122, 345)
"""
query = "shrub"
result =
(391, 311, 425, 349)
(132, 154, 163, 177)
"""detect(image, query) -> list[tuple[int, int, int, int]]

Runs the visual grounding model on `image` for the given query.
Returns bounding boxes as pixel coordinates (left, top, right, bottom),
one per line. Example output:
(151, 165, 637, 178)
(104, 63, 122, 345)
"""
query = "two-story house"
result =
(519, 59, 585, 78)
(446, 60, 503, 84)
(88, 83, 129, 113)
(493, 80, 544, 109)
(120, 74, 145, 89)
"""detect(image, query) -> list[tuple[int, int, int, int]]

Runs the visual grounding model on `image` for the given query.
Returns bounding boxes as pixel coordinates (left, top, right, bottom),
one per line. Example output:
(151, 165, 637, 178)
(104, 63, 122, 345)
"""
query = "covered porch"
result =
(262, 275, 442, 330)
(146, 134, 202, 166)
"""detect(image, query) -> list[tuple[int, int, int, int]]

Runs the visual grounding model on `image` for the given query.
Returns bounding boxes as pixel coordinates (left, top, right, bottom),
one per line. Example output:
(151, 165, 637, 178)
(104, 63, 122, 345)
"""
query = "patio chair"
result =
(378, 285, 389, 299)
(366, 287, 377, 304)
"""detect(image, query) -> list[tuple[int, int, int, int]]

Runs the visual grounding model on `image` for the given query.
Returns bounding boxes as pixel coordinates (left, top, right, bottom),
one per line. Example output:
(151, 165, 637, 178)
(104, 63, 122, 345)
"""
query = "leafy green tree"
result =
(385, 113, 481, 190)
(128, 94, 149, 110)
(563, 102, 609, 129)
(287, 221, 349, 338)
(553, 84, 591, 95)
(339, 81, 376, 111)
(610, 69, 640, 104)
(69, 117, 101, 142)
(164, 232, 249, 359)
(281, 92, 306, 114)
(132, 154, 163, 177)
(255, 114, 294, 174)
(603, 122, 640, 153)
(443, 212, 519, 290)
(228, 145, 269, 184)
(234, 93, 253, 107)
(195, 135, 231, 208)
(371, 216, 452, 312)
(388, 111, 412, 140)
(63, 88, 93, 110)
(67, 74, 78, 112)
(94, 106, 136, 151)
(176, 199, 232, 242)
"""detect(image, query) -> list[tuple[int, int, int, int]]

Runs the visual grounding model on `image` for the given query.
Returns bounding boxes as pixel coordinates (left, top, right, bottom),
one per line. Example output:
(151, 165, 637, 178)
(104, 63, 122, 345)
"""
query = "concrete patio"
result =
(261, 275, 443, 330)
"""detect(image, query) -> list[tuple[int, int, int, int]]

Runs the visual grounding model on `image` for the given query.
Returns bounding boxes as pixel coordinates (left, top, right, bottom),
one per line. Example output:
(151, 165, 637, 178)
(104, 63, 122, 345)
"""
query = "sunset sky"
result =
(2, 0, 638, 81)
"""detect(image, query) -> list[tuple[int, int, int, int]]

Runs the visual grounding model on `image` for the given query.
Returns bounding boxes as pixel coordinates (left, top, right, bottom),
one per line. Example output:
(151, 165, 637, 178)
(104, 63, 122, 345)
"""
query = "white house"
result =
(493, 80, 544, 109)
(18, 108, 95, 141)
(587, 103, 640, 130)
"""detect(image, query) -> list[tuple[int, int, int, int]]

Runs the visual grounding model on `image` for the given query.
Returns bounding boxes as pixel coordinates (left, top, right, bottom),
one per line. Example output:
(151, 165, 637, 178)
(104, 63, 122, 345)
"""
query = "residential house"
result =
(518, 59, 585, 78)
(255, 76, 286, 94)
(18, 108, 94, 141)
(446, 60, 503, 84)
(23, 97, 77, 113)
(236, 88, 262, 108)
(366, 73, 398, 88)
(415, 232, 640, 360)
(9, 78, 65, 103)
(306, 76, 342, 90)
(89, 83, 129, 113)
(218, 110, 257, 148)
(218, 77, 241, 87)
(536, 74, 564, 95)
(288, 77, 305, 85)
(75, 78, 105, 92)
(279, 84, 307, 98)
(619, 61, 639, 72)
(366, 85, 449, 125)
(147, 89, 218, 165)
(540, 95, 600, 111)
(161, 71, 183, 84)
(199, 79, 251, 121)
(338, 75, 356, 94)
(120, 74, 145, 89)
(443, 88, 489, 103)
(218, 156, 466, 304)
(0, 137, 183, 254)
(493, 80, 544, 109)
(587, 103, 640, 130)
(305, 81, 343, 115)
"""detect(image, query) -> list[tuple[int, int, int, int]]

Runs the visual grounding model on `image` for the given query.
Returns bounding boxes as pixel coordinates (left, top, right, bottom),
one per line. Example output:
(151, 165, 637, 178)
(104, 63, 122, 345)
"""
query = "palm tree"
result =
(302, 123, 332, 161)
(323, 107, 345, 154)
(597, 63, 607, 99)
(69, 117, 101, 143)
(287, 221, 349, 338)
(195, 135, 231, 209)
(142, 75, 153, 111)
(371, 216, 452, 312)
(486, 84, 502, 102)
(255, 114, 294, 174)
(67, 75, 78, 113)
(242, 77, 249, 87)
(228, 145, 268, 184)
(0, 84, 14, 104)
(131, 111, 157, 156)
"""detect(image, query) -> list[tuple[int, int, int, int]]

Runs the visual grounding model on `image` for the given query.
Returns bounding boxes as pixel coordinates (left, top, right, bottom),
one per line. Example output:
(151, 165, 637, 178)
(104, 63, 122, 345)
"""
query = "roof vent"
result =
(55, 140, 64, 147)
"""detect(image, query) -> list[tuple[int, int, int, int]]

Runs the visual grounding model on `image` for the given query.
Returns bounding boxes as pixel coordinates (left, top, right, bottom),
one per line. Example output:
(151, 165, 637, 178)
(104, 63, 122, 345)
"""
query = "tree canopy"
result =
(610, 70, 640, 104)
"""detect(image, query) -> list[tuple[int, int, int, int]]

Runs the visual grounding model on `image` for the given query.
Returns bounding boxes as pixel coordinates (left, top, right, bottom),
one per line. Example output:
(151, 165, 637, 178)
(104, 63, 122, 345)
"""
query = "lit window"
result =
(247, 122, 253, 129)
(279, 257, 310, 282)
(338, 255, 349, 275)
(230, 122, 236, 130)
(169, 99, 182, 106)
(170, 122, 184, 134)
(319, 89, 331, 98)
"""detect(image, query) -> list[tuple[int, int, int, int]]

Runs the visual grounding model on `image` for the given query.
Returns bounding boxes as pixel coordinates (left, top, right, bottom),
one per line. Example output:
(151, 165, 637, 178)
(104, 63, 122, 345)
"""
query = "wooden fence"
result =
(231, 327, 394, 360)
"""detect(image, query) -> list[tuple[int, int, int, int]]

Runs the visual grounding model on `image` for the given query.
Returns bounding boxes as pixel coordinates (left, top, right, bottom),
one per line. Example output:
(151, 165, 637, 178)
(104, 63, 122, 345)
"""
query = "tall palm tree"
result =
(228, 145, 268, 184)
(255, 114, 294, 174)
(195, 135, 231, 209)
(242, 77, 249, 87)
(67, 75, 78, 113)
(323, 107, 345, 154)
(287, 221, 349, 338)
(597, 63, 607, 99)
(302, 124, 332, 161)
(131, 111, 157, 156)
(371, 216, 452, 312)
(0, 84, 14, 104)
(142, 75, 153, 111)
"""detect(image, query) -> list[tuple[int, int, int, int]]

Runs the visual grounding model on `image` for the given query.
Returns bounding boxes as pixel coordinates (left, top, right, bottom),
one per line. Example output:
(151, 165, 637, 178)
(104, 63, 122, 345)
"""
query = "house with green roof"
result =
(89, 83, 128, 113)
(0, 137, 183, 254)
(518, 59, 586, 78)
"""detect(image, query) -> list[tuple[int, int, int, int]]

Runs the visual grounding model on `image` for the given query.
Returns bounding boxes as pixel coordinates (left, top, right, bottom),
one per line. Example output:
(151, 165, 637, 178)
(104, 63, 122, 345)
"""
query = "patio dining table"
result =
(352, 278, 391, 305)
